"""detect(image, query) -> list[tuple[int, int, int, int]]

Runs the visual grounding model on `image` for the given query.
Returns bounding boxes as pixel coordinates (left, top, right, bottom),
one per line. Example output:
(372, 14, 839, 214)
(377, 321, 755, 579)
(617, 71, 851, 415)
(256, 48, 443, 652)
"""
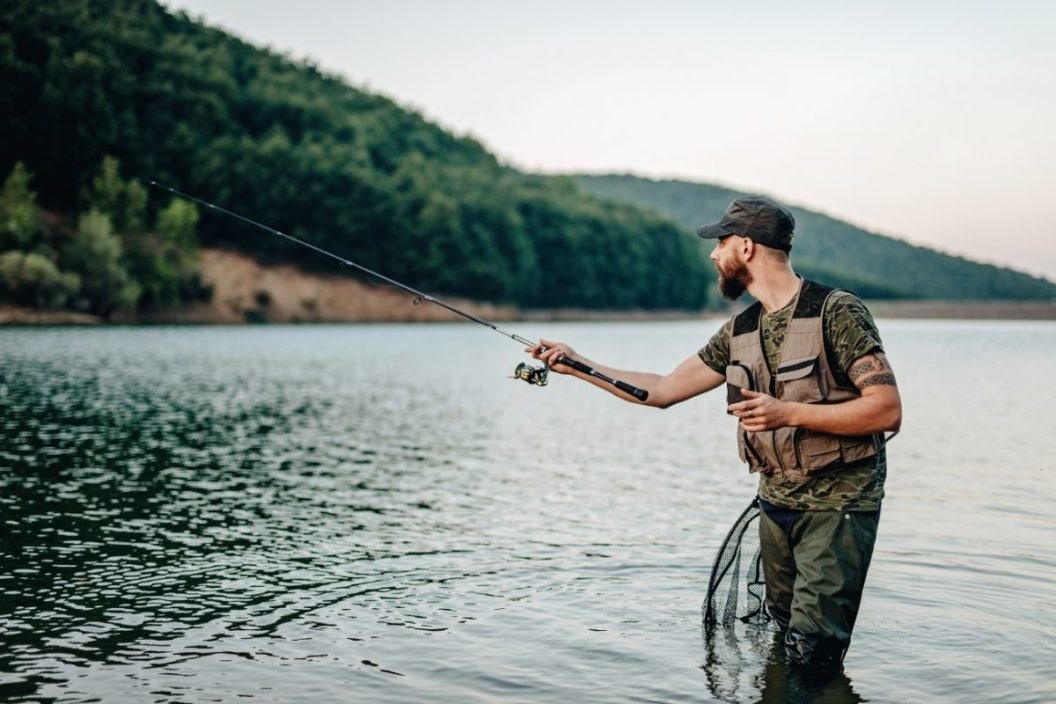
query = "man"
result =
(527, 195, 901, 669)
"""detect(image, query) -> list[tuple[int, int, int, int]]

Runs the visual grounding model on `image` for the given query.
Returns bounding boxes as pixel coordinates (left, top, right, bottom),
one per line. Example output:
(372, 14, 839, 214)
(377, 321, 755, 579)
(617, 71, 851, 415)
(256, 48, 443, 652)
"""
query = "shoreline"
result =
(2, 248, 1053, 325)
(3, 300, 1054, 326)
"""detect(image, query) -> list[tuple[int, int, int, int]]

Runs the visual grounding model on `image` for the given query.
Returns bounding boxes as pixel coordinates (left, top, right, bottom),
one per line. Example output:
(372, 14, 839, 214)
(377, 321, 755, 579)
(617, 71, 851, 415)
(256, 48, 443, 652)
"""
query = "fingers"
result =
(728, 389, 765, 415)
(524, 338, 549, 358)
(524, 339, 574, 372)
(728, 397, 765, 420)
(728, 394, 786, 431)
(736, 408, 768, 431)
(727, 399, 760, 415)
(542, 346, 568, 368)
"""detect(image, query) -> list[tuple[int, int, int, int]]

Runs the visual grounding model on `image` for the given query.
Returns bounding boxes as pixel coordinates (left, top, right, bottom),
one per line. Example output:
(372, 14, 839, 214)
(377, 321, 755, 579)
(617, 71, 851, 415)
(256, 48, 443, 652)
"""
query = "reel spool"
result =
(512, 362, 549, 387)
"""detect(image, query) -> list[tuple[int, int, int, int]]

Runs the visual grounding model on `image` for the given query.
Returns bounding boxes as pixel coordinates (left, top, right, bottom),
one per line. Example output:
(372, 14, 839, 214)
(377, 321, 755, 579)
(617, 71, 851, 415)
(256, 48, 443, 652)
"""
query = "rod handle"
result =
(557, 356, 650, 402)
(614, 379, 650, 402)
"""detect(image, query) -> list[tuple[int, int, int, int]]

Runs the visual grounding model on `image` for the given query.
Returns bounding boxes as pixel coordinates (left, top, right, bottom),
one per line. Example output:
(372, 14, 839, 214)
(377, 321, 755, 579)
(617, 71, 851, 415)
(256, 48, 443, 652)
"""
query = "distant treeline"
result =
(0, 0, 711, 311)
(575, 175, 1056, 300)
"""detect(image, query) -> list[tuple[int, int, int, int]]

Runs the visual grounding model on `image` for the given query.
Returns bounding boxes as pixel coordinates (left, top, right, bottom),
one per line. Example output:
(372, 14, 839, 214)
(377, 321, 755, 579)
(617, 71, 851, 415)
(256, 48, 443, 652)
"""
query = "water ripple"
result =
(2, 322, 1054, 703)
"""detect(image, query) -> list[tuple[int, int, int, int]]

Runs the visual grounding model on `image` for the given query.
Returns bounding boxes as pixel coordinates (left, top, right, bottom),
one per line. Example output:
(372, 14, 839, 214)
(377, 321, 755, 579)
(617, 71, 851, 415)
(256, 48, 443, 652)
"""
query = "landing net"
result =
(702, 497, 769, 632)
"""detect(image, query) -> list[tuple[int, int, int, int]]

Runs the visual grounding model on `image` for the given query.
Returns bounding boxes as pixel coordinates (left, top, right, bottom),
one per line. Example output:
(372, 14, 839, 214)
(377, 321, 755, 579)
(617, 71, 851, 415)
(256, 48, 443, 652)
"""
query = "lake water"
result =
(1, 320, 1054, 703)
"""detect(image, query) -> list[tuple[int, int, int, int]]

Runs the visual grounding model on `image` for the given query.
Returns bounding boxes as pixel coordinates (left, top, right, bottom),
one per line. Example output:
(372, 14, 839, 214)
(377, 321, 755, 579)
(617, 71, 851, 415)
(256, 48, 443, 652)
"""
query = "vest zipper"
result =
(742, 430, 766, 469)
(729, 362, 755, 391)
(793, 427, 803, 469)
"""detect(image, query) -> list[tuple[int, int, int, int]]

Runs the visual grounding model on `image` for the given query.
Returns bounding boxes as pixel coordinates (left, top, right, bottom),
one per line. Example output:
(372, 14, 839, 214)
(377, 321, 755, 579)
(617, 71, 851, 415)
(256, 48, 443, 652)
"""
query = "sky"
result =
(168, 1, 1056, 280)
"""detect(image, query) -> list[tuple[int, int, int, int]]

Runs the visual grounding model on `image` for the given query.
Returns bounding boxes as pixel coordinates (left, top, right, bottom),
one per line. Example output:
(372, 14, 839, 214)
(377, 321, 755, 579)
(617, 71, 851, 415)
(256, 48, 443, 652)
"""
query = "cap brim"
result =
(696, 222, 731, 239)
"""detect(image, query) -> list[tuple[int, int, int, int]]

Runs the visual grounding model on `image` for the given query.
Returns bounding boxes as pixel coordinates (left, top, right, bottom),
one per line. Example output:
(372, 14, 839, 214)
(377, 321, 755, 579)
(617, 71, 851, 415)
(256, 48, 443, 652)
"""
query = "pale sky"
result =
(168, 1, 1056, 280)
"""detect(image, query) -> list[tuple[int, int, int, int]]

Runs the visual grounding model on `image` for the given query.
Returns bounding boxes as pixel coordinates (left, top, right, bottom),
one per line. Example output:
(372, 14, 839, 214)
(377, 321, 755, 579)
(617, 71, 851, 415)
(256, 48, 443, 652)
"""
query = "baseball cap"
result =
(696, 195, 795, 251)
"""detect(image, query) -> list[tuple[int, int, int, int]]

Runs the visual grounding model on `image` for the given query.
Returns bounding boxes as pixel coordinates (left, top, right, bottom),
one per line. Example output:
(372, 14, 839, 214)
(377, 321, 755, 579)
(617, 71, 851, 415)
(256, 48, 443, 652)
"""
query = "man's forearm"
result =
(787, 391, 901, 435)
(564, 357, 666, 405)
(530, 341, 725, 408)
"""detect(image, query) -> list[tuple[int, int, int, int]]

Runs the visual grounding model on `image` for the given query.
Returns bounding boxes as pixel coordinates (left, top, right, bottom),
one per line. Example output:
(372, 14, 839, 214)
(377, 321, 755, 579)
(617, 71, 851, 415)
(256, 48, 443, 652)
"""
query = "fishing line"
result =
(142, 179, 649, 401)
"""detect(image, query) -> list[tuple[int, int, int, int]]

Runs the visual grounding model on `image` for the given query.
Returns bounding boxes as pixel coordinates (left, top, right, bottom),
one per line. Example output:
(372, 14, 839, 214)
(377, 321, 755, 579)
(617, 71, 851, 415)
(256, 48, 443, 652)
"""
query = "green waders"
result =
(757, 502, 880, 667)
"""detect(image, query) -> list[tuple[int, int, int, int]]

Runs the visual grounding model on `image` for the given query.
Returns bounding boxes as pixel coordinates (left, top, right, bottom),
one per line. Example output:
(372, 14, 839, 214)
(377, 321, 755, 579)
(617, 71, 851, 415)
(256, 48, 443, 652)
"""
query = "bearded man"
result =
(527, 195, 901, 669)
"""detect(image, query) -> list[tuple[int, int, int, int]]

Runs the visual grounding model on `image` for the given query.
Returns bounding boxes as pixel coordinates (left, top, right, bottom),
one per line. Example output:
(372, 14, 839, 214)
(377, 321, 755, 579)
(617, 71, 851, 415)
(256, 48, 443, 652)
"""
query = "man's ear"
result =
(741, 237, 755, 261)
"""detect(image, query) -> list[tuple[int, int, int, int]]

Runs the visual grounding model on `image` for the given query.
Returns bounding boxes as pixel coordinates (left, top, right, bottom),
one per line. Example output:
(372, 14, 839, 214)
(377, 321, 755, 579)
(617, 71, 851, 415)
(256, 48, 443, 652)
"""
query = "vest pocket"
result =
(725, 363, 754, 407)
(791, 429, 880, 476)
(839, 434, 881, 465)
(793, 428, 843, 472)
(738, 429, 771, 474)
(776, 355, 823, 403)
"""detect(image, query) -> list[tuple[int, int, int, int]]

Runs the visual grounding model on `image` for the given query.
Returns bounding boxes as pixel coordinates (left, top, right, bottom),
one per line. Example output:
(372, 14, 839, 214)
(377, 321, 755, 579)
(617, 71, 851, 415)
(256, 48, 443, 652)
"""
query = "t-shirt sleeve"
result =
(824, 292, 884, 372)
(698, 319, 732, 375)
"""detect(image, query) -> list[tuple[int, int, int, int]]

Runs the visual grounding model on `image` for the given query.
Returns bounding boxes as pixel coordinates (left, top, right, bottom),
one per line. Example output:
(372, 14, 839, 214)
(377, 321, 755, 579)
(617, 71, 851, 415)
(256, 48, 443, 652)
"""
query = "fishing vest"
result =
(726, 279, 880, 482)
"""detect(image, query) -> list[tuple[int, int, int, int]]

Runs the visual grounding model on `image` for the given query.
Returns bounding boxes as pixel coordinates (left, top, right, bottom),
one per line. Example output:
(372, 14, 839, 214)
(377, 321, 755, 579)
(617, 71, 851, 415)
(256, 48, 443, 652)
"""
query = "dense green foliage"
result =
(0, 0, 711, 310)
(575, 175, 1056, 300)
(0, 158, 203, 315)
(62, 208, 141, 314)
(0, 163, 39, 250)
(0, 250, 79, 308)
(5, 0, 1044, 312)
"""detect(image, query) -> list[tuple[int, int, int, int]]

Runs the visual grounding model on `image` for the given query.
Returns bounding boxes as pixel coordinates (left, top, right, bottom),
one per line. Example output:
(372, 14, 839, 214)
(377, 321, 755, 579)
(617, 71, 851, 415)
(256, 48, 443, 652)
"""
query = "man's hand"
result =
(728, 389, 794, 431)
(526, 338, 576, 374)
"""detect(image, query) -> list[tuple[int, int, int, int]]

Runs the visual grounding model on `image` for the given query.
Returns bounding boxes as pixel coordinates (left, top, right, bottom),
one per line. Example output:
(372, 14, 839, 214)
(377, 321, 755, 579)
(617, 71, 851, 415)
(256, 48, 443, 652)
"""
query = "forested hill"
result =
(3, 1, 1050, 320)
(0, 0, 710, 313)
(574, 175, 1056, 300)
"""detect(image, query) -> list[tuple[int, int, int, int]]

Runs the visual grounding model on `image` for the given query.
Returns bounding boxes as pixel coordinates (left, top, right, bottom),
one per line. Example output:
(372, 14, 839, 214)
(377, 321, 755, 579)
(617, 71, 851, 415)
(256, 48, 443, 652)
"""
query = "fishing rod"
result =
(143, 180, 650, 402)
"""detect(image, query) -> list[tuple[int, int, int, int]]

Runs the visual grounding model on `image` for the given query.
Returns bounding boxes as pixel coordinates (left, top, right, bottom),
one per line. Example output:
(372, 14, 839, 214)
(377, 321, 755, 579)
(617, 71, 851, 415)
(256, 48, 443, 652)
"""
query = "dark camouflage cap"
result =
(697, 195, 795, 251)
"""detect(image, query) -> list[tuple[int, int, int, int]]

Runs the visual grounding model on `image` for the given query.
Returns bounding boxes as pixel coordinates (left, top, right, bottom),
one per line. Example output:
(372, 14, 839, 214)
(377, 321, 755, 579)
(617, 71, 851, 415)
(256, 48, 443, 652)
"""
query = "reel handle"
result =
(557, 356, 649, 402)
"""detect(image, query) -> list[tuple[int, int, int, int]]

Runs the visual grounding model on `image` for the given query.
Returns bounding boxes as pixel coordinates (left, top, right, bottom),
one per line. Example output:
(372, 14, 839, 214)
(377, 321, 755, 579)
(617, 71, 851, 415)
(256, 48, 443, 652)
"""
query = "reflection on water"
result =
(702, 624, 863, 704)
(1, 322, 1054, 703)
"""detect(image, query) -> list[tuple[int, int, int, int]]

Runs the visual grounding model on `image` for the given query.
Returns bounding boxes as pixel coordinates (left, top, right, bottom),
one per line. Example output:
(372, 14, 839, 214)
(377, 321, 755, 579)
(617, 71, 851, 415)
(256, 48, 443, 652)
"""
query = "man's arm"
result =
(527, 339, 725, 408)
(728, 351, 902, 435)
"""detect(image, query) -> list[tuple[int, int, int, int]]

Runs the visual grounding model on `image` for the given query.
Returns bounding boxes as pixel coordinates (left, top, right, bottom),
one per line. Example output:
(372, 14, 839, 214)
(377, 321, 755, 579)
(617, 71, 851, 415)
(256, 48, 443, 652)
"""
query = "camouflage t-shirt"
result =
(698, 290, 887, 511)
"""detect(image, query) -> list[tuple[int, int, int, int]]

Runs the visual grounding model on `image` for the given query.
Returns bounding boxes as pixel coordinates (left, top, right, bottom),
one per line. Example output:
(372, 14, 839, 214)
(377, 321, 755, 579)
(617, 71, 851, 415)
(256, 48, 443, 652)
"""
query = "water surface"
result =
(1, 321, 1054, 703)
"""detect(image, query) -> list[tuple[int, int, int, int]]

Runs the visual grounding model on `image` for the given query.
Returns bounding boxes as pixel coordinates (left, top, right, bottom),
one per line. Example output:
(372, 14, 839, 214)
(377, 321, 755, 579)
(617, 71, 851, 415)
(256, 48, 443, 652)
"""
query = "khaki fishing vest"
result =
(726, 279, 879, 483)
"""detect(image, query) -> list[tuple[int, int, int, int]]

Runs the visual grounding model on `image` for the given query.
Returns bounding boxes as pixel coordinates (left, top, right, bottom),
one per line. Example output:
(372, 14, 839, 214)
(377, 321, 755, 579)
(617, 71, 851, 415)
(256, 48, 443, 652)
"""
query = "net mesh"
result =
(702, 497, 770, 632)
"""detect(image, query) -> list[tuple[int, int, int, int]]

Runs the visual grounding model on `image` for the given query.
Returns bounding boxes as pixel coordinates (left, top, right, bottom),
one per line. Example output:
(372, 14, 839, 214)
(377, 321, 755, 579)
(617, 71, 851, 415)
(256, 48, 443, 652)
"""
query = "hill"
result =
(0, 0, 710, 313)
(2, 0, 1051, 320)
(574, 174, 1056, 300)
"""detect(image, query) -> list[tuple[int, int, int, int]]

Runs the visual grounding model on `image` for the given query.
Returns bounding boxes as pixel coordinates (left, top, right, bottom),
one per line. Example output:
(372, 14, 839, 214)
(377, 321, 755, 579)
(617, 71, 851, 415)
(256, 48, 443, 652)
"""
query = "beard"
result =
(717, 258, 753, 300)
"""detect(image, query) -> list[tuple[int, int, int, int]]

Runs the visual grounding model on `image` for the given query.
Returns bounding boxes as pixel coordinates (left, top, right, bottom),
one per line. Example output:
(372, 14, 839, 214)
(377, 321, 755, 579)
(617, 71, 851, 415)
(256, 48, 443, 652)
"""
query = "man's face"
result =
(710, 236, 752, 300)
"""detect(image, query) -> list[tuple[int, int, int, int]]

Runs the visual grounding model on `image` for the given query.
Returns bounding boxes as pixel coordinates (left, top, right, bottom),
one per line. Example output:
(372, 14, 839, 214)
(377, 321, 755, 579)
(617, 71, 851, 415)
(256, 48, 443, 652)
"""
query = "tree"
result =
(83, 156, 147, 233)
(124, 178, 148, 233)
(155, 198, 199, 250)
(0, 251, 80, 309)
(62, 209, 139, 315)
(124, 198, 201, 309)
(1, 162, 40, 250)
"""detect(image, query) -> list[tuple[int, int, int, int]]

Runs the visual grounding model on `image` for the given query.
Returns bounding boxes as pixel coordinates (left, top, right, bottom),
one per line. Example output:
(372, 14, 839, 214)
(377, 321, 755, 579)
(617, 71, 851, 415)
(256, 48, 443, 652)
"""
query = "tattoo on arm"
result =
(849, 353, 897, 388)
(860, 373, 897, 388)
(849, 361, 877, 381)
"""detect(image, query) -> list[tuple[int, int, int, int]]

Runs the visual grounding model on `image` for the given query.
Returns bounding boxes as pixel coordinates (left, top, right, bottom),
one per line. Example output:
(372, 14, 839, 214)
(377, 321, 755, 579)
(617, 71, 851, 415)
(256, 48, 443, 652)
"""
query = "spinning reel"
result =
(511, 362, 550, 387)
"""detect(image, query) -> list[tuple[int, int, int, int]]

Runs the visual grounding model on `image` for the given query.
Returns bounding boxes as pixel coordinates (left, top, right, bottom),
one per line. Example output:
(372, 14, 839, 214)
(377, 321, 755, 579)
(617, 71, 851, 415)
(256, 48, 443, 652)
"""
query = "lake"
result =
(1, 320, 1054, 703)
